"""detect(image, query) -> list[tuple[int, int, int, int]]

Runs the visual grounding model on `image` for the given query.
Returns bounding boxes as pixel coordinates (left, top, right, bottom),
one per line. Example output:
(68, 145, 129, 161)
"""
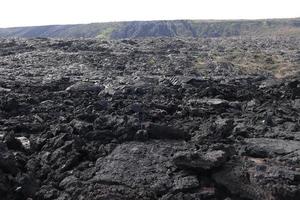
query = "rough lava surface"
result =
(0, 37, 299, 200)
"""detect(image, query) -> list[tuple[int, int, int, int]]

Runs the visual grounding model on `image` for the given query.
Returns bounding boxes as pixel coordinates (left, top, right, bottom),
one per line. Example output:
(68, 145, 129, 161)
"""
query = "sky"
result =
(0, 0, 299, 28)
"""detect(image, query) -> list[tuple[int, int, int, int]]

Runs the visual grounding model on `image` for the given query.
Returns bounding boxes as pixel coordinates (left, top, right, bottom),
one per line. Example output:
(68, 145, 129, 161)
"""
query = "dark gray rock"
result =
(244, 138, 300, 157)
(0, 87, 11, 93)
(213, 159, 300, 200)
(66, 82, 104, 92)
(70, 119, 93, 135)
(293, 99, 300, 109)
(0, 38, 299, 200)
(92, 141, 194, 198)
(134, 129, 148, 141)
(144, 122, 188, 140)
(211, 117, 234, 138)
(173, 175, 199, 191)
(59, 175, 79, 190)
(0, 142, 19, 175)
(213, 162, 267, 200)
(15, 173, 38, 198)
(3, 132, 24, 151)
(173, 150, 228, 171)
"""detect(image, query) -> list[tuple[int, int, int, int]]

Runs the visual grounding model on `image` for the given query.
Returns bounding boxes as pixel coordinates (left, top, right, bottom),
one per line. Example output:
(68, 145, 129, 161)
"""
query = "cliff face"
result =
(1, 18, 300, 39)
(110, 21, 197, 38)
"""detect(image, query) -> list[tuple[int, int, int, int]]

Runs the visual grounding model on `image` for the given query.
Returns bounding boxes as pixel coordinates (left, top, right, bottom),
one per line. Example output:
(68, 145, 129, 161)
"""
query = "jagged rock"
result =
(293, 99, 300, 109)
(0, 96, 19, 112)
(0, 142, 18, 175)
(0, 38, 299, 200)
(15, 173, 38, 198)
(16, 137, 31, 150)
(173, 150, 227, 171)
(92, 141, 192, 198)
(203, 62, 243, 76)
(189, 98, 229, 107)
(0, 87, 11, 92)
(213, 159, 300, 200)
(134, 129, 148, 141)
(0, 169, 10, 196)
(70, 119, 93, 135)
(211, 117, 234, 138)
(100, 84, 119, 96)
(173, 175, 199, 191)
(3, 132, 24, 151)
(59, 175, 79, 190)
(144, 122, 187, 140)
(66, 82, 104, 92)
(187, 98, 231, 116)
(244, 138, 300, 157)
(213, 162, 268, 199)
(36, 185, 60, 200)
(232, 122, 252, 137)
(160, 187, 216, 200)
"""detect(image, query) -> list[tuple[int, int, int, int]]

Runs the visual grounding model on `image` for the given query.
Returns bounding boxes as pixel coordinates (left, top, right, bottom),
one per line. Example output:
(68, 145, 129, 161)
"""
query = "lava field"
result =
(0, 37, 299, 200)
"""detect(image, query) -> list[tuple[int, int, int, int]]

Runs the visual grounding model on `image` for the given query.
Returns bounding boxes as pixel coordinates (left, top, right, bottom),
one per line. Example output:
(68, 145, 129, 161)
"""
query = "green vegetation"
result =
(96, 27, 116, 39)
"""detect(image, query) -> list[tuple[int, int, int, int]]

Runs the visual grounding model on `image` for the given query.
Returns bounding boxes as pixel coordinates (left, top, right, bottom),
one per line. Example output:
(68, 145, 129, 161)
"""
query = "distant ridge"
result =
(1, 18, 300, 39)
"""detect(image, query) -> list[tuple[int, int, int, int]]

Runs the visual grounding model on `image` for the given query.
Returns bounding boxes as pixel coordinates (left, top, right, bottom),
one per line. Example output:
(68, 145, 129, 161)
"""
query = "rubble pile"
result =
(0, 37, 299, 200)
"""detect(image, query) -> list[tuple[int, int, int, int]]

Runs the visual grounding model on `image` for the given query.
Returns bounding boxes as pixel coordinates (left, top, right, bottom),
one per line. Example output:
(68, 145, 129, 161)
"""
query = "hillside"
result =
(0, 18, 300, 39)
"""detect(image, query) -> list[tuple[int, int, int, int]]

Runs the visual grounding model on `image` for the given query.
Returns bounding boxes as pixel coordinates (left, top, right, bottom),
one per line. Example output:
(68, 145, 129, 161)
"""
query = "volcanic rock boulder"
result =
(173, 150, 228, 171)
(90, 141, 218, 199)
(144, 123, 188, 140)
(0, 142, 18, 175)
(66, 81, 104, 92)
(244, 138, 300, 157)
(213, 158, 300, 200)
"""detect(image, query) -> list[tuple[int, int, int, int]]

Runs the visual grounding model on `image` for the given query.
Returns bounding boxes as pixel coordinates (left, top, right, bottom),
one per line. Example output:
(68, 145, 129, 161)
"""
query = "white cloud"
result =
(0, 0, 299, 27)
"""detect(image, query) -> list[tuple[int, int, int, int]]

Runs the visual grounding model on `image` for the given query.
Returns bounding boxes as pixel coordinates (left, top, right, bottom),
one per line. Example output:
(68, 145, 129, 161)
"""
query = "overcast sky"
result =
(1, 0, 299, 28)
